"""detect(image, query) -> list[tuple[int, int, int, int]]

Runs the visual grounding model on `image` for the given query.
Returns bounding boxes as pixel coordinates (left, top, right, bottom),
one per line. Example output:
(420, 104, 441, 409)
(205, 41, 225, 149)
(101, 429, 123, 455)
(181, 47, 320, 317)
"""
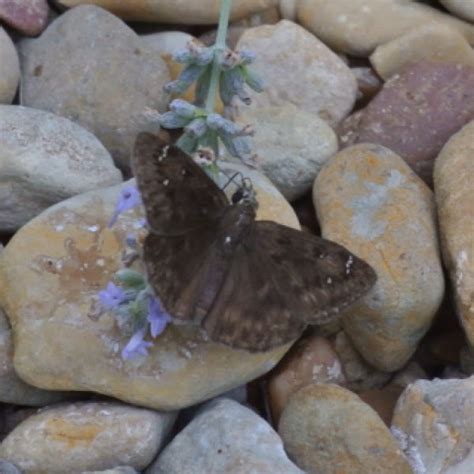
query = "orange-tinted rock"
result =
(267, 334, 345, 424)
(314, 144, 445, 371)
(279, 384, 412, 474)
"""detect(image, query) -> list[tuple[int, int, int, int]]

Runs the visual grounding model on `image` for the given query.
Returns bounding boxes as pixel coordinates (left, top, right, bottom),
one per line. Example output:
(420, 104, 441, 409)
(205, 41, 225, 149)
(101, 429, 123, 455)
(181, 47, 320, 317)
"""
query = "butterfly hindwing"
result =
(132, 133, 228, 236)
(250, 221, 377, 325)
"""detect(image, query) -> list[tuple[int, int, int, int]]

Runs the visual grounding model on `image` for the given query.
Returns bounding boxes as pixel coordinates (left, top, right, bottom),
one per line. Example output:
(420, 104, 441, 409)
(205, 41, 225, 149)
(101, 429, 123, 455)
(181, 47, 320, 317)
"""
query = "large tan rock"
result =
(297, 0, 474, 56)
(434, 120, 474, 346)
(313, 144, 445, 371)
(0, 28, 19, 104)
(279, 384, 412, 474)
(0, 165, 299, 411)
(370, 24, 474, 80)
(236, 20, 357, 126)
(56, 0, 279, 24)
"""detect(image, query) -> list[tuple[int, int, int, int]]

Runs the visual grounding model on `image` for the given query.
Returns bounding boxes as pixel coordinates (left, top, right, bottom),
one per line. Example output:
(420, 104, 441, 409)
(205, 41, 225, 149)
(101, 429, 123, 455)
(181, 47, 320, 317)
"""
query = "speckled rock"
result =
(297, 0, 474, 57)
(267, 334, 345, 424)
(440, 0, 474, 22)
(0, 28, 20, 104)
(147, 398, 303, 474)
(332, 331, 390, 391)
(434, 120, 474, 346)
(56, 0, 279, 24)
(0, 105, 122, 232)
(82, 468, 138, 474)
(0, 306, 73, 405)
(18, 5, 170, 169)
(236, 20, 357, 127)
(0, 0, 49, 36)
(370, 25, 474, 80)
(279, 384, 412, 474)
(313, 144, 445, 372)
(338, 61, 474, 185)
(232, 104, 338, 201)
(392, 376, 474, 474)
(0, 163, 299, 410)
(0, 402, 176, 474)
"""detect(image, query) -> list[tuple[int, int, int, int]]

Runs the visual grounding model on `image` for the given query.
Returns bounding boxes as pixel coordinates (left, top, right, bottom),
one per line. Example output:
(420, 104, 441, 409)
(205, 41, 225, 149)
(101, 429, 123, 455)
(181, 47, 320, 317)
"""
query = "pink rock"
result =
(339, 61, 474, 186)
(0, 0, 49, 36)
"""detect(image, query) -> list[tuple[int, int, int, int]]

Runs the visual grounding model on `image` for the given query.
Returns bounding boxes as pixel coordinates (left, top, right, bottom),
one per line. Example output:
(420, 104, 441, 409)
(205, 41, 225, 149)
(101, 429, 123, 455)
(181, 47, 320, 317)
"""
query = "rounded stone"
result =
(313, 144, 445, 371)
(267, 334, 345, 424)
(0, 402, 176, 473)
(0, 166, 299, 410)
(279, 383, 412, 474)
(0, 28, 20, 104)
(0, 105, 123, 232)
(236, 19, 357, 127)
(440, 0, 474, 22)
(370, 25, 474, 80)
(18, 5, 170, 169)
(0, 306, 73, 405)
(434, 120, 474, 346)
(147, 398, 303, 473)
(297, 0, 474, 57)
(56, 0, 279, 24)
(233, 104, 338, 201)
(392, 376, 474, 474)
(0, 0, 49, 36)
(338, 61, 474, 185)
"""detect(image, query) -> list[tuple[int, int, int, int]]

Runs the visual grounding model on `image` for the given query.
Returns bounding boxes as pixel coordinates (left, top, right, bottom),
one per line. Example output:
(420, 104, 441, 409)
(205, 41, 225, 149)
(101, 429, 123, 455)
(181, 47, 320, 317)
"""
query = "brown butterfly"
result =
(132, 133, 376, 352)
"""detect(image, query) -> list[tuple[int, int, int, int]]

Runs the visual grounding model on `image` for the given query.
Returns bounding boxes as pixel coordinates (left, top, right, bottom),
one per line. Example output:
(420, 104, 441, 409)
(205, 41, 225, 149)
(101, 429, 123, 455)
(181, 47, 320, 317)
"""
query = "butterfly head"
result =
(231, 177, 258, 211)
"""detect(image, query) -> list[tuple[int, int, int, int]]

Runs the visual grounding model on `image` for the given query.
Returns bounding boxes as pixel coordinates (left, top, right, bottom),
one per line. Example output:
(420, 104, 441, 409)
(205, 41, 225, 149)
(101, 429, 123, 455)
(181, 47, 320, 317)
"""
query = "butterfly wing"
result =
(132, 133, 228, 236)
(202, 221, 376, 351)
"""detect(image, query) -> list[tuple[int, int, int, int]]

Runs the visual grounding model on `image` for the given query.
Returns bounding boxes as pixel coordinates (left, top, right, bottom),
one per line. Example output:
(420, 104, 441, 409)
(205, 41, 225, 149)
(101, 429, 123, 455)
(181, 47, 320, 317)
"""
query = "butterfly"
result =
(131, 133, 376, 352)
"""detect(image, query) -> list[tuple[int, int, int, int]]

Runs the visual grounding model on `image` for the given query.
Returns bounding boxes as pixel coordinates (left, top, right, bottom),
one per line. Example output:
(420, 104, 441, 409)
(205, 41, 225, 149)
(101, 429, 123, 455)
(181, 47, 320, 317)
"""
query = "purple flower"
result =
(109, 186, 142, 227)
(147, 297, 171, 338)
(121, 327, 153, 360)
(98, 282, 126, 310)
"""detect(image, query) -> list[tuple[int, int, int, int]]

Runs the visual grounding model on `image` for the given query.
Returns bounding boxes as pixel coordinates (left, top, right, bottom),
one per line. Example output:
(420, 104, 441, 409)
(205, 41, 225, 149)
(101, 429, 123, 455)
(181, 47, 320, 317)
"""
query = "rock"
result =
(279, 0, 297, 21)
(267, 334, 345, 424)
(279, 384, 412, 474)
(55, 0, 279, 24)
(83, 468, 139, 474)
(232, 104, 338, 201)
(0, 402, 176, 473)
(440, 0, 474, 22)
(370, 25, 474, 80)
(461, 345, 474, 375)
(0, 165, 299, 410)
(314, 144, 445, 371)
(297, 0, 474, 57)
(333, 331, 391, 391)
(0, 0, 49, 36)
(392, 376, 474, 474)
(0, 306, 73, 405)
(0, 405, 37, 442)
(0, 105, 122, 232)
(358, 385, 404, 426)
(236, 20, 357, 127)
(18, 5, 170, 169)
(434, 121, 474, 347)
(232, 5, 280, 27)
(338, 61, 474, 185)
(390, 362, 428, 390)
(147, 398, 303, 474)
(351, 66, 382, 104)
(0, 460, 21, 474)
(0, 28, 20, 104)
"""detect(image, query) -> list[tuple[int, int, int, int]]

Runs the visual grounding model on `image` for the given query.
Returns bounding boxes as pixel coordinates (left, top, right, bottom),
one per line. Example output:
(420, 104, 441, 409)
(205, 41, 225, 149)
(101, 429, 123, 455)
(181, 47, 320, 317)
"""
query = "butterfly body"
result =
(132, 133, 377, 352)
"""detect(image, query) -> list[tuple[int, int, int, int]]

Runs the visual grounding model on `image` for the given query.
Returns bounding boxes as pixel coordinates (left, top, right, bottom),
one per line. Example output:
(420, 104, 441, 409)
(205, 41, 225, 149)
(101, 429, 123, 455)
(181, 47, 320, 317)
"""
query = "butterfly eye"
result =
(231, 189, 244, 204)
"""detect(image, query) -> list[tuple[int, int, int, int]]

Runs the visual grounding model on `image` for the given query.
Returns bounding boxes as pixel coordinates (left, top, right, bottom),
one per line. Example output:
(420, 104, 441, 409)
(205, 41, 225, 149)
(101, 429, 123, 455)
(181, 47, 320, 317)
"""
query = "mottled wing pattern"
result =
(202, 241, 307, 351)
(251, 221, 377, 325)
(132, 133, 228, 235)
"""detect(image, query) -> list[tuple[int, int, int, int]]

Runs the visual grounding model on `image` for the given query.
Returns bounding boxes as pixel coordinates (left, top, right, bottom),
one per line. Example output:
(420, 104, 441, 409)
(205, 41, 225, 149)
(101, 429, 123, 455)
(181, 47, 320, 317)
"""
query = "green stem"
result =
(205, 0, 232, 113)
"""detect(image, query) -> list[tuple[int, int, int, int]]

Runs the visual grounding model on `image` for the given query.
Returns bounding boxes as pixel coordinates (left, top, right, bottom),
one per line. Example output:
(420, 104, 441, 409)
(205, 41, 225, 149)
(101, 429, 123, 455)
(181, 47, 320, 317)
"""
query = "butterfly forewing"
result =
(132, 133, 228, 236)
